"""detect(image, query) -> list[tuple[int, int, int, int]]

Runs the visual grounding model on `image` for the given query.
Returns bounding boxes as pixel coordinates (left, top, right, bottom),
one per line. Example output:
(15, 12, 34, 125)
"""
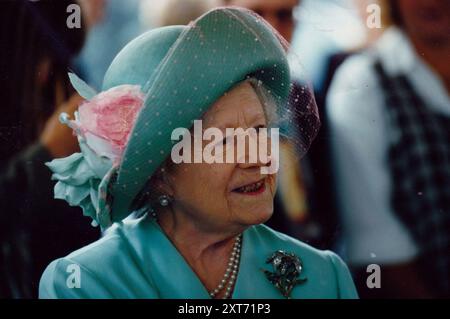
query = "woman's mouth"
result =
(232, 179, 266, 195)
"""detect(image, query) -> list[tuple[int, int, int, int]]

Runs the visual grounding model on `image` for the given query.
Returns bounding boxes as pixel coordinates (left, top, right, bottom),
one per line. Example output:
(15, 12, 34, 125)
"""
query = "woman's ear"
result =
(153, 165, 175, 198)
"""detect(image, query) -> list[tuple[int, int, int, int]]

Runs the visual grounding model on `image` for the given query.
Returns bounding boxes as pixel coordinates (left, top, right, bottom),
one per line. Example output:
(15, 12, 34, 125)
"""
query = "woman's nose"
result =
(237, 156, 272, 170)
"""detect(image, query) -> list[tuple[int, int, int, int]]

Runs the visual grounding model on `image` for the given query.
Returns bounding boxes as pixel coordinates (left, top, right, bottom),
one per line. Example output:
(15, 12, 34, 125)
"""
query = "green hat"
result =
(47, 7, 291, 228)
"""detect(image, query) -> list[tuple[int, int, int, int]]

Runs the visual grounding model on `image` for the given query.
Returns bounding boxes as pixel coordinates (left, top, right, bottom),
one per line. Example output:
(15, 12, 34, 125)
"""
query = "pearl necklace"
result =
(150, 210, 242, 299)
(209, 234, 242, 299)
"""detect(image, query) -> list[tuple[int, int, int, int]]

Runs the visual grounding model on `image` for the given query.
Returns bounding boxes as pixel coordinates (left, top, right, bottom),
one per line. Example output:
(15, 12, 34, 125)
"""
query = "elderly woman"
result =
(39, 7, 357, 299)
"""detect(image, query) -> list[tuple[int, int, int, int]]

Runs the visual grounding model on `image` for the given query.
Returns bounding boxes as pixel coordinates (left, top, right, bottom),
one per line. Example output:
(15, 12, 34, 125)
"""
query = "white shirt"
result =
(327, 27, 450, 265)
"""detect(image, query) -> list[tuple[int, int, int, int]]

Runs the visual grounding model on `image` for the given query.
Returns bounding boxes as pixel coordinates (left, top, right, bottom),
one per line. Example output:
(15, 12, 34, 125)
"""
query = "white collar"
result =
(375, 27, 417, 77)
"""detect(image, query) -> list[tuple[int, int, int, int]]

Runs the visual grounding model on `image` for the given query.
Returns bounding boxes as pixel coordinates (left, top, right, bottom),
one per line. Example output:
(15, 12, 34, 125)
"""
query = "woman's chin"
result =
(228, 185, 275, 225)
(253, 208, 273, 225)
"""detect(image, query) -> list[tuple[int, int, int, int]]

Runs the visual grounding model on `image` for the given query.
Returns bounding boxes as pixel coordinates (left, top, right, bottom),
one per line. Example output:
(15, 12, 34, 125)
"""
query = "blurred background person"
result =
(293, 0, 382, 92)
(224, 0, 298, 41)
(76, 0, 144, 90)
(0, 0, 101, 298)
(328, 0, 450, 298)
(140, 0, 219, 28)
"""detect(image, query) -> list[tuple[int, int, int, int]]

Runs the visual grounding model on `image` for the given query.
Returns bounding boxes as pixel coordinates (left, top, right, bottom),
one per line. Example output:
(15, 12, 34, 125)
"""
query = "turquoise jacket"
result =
(39, 215, 358, 299)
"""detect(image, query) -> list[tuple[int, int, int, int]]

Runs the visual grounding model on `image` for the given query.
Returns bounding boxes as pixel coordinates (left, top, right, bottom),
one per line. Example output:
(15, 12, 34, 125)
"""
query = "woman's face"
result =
(165, 81, 277, 233)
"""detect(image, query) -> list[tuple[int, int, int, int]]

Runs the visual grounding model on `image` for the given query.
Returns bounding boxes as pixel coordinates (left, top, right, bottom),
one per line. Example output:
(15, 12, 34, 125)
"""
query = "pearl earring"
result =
(158, 195, 172, 207)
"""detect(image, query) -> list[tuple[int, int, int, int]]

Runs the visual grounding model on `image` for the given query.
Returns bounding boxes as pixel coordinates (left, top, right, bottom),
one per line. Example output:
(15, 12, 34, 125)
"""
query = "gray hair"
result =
(246, 77, 279, 128)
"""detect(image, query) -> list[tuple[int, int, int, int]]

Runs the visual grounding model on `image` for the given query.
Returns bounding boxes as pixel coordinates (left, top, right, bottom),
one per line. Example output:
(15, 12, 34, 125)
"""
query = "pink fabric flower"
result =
(78, 85, 144, 157)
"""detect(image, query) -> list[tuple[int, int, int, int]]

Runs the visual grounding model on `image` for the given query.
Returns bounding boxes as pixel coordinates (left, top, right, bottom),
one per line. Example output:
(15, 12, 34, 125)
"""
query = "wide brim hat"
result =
(48, 7, 320, 228)
(106, 7, 292, 222)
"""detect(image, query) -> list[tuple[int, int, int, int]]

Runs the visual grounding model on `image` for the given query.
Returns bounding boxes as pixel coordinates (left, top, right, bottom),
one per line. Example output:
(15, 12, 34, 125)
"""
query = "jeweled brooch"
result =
(262, 250, 307, 299)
